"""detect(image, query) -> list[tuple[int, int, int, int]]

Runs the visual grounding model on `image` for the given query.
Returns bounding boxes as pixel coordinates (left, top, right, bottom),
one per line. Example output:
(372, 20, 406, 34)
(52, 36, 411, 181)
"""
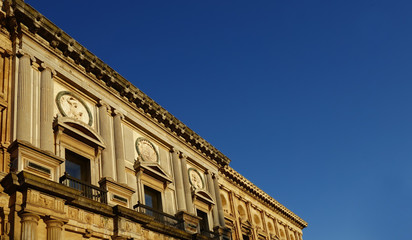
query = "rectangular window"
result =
(197, 209, 209, 232)
(144, 186, 162, 214)
(65, 149, 90, 183)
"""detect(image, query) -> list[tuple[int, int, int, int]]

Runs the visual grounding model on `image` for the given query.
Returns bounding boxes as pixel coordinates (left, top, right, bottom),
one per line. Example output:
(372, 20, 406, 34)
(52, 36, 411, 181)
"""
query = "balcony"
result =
(133, 202, 179, 228)
(59, 172, 107, 204)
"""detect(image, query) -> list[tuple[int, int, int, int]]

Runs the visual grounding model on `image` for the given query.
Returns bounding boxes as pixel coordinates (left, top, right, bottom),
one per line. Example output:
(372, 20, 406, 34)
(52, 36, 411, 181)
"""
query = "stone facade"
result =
(0, 0, 307, 239)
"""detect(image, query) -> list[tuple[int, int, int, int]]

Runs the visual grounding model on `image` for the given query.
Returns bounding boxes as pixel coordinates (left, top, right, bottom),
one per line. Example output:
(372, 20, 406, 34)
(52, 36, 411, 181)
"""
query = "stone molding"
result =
(4, 0, 230, 167)
(220, 166, 308, 229)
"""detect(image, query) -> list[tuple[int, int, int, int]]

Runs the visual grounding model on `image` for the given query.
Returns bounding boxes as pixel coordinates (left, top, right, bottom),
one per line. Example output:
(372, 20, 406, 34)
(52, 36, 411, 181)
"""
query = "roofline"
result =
(221, 166, 308, 229)
(4, 0, 231, 166)
(4, 0, 307, 228)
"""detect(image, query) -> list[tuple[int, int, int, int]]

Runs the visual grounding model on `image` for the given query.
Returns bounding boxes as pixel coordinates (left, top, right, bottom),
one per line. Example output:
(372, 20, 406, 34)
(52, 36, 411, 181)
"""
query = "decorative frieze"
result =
(67, 206, 114, 232)
(25, 189, 65, 215)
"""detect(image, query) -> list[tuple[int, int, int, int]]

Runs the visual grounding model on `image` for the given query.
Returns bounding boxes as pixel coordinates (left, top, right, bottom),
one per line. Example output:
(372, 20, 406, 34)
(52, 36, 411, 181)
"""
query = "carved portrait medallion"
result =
(188, 168, 204, 189)
(135, 138, 159, 163)
(56, 91, 93, 126)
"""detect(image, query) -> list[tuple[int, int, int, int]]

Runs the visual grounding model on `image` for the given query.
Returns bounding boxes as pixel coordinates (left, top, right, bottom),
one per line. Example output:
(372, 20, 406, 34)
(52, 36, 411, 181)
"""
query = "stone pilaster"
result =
(98, 100, 114, 179)
(213, 173, 225, 227)
(39, 63, 55, 153)
(180, 152, 194, 214)
(171, 148, 186, 211)
(285, 225, 291, 240)
(44, 219, 64, 240)
(16, 52, 33, 143)
(113, 110, 126, 184)
(20, 212, 40, 240)
(273, 217, 280, 237)
(294, 230, 299, 240)
(206, 170, 219, 227)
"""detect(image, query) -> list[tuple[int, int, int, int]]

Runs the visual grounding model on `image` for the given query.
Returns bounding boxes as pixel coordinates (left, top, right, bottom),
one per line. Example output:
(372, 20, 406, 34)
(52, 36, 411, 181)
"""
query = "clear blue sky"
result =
(25, 1, 412, 239)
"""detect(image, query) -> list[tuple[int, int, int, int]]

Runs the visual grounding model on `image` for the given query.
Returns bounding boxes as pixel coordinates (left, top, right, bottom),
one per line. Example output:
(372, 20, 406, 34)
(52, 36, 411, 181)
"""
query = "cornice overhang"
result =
(3, 0, 231, 167)
(221, 166, 308, 229)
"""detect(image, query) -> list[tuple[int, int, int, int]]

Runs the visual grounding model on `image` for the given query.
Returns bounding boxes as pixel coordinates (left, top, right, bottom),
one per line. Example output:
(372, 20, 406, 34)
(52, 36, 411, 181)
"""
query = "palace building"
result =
(0, 0, 307, 239)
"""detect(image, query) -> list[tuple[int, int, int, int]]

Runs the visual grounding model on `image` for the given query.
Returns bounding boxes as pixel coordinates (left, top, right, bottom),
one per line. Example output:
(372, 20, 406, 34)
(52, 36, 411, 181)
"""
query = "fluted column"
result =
(16, 52, 33, 142)
(98, 100, 114, 179)
(171, 148, 186, 211)
(113, 110, 126, 184)
(213, 173, 225, 227)
(206, 170, 219, 227)
(20, 213, 40, 240)
(39, 63, 55, 152)
(45, 219, 64, 240)
(180, 152, 194, 214)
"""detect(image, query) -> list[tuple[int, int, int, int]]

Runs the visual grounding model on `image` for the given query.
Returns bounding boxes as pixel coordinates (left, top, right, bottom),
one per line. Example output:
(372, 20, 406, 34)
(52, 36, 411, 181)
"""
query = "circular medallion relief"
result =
(135, 138, 159, 163)
(56, 91, 93, 126)
(188, 168, 204, 190)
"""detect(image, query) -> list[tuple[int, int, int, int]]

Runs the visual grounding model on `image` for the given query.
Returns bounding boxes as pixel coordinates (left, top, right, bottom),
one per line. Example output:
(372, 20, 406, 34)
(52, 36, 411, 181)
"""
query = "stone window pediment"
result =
(54, 116, 106, 149)
(193, 189, 215, 208)
(134, 160, 172, 184)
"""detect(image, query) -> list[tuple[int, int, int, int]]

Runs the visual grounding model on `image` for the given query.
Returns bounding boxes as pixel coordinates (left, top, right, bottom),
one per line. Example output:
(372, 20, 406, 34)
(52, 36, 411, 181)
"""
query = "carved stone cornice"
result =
(4, 0, 230, 168)
(220, 166, 308, 229)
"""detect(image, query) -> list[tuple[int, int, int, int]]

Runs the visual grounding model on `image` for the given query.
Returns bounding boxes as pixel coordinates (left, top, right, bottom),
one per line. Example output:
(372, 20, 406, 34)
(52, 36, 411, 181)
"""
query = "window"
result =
(65, 149, 90, 183)
(197, 209, 209, 233)
(144, 186, 162, 212)
(242, 234, 250, 240)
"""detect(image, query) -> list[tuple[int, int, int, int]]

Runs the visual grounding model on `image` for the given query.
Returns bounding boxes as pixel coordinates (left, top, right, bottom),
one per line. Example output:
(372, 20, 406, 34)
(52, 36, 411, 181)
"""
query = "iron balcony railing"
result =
(133, 201, 179, 227)
(59, 172, 107, 204)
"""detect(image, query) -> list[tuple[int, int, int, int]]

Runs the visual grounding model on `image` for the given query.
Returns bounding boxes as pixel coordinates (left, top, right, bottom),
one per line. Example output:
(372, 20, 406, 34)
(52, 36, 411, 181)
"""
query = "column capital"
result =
(211, 172, 219, 180)
(44, 219, 64, 228)
(19, 212, 40, 223)
(179, 151, 187, 159)
(98, 100, 111, 113)
(112, 109, 124, 119)
(170, 147, 177, 153)
(39, 63, 57, 76)
(16, 49, 31, 59)
(16, 50, 37, 65)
